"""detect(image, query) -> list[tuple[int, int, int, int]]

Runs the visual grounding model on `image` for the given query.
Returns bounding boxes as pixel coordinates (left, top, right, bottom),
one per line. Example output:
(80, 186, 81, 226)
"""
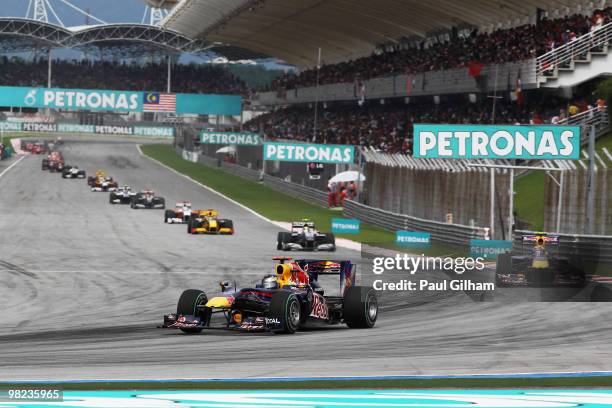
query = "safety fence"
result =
(362, 148, 512, 240)
(544, 149, 612, 235)
(343, 200, 488, 244)
(513, 230, 612, 264)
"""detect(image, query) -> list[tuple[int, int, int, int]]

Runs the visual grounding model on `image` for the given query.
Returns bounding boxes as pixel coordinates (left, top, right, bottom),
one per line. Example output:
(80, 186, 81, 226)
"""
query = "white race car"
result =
(110, 185, 136, 204)
(164, 201, 193, 224)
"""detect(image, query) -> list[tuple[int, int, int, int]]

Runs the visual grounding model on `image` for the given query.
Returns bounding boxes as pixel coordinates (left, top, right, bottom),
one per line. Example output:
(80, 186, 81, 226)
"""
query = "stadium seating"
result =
(245, 94, 595, 154)
(0, 58, 248, 95)
(262, 8, 611, 92)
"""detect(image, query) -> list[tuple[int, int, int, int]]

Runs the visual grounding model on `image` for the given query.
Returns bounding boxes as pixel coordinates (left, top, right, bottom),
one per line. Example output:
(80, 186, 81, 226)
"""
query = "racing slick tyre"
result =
(164, 210, 174, 223)
(109, 193, 117, 204)
(187, 218, 194, 234)
(176, 289, 208, 334)
(495, 253, 512, 287)
(324, 233, 336, 251)
(270, 291, 301, 334)
(277, 232, 291, 251)
(219, 219, 234, 234)
(343, 286, 378, 329)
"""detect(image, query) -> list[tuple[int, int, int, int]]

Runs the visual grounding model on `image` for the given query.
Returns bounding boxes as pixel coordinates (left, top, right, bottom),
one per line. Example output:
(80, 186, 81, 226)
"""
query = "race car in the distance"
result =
(164, 202, 193, 224)
(61, 166, 86, 179)
(187, 209, 234, 234)
(109, 185, 137, 204)
(160, 257, 377, 334)
(277, 220, 335, 251)
(42, 151, 64, 172)
(496, 232, 585, 287)
(130, 190, 166, 209)
(88, 170, 118, 192)
(24, 141, 48, 155)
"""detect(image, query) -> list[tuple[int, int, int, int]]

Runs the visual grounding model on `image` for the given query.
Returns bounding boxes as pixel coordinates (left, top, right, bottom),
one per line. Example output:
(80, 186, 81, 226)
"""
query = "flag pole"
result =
(312, 47, 321, 143)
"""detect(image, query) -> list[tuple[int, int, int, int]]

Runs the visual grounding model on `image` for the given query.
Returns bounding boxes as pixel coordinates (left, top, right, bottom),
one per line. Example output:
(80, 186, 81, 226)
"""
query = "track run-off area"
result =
(1, 138, 611, 381)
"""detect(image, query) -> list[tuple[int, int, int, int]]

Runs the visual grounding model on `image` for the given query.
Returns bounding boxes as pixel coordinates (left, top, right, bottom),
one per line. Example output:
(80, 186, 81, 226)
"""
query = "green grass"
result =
(514, 132, 612, 230)
(2, 376, 612, 390)
(141, 144, 467, 256)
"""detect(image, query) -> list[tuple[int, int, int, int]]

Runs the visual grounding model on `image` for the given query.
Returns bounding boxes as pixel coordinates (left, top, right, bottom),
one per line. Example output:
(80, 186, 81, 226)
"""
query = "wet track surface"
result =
(1, 139, 611, 381)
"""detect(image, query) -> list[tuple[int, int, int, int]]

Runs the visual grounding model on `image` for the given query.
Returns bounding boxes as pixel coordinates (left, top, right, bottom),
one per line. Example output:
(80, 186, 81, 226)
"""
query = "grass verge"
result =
(140, 144, 467, 256)
(2, 376, 612, 390)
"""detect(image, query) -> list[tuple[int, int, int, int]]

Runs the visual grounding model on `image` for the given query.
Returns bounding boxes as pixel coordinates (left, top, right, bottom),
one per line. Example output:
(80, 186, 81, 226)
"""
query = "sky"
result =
(2, 0, 147, 25)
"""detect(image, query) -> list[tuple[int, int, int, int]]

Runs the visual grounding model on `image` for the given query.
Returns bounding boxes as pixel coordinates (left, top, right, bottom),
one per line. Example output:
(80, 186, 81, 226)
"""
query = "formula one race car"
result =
(130, 190, 165, 209)
(187, 209, 234, 234)
(165, 202, 194, 224)
(160, 257, 378, 334)
(61, 166, 86, 179)
(42, 151, 64, 172)
(495, 233, 585, 287)
(88, 170, 118, 192)
(277, 220, 335, 251)
(109, 185, 136, 204)
(24, 141, 48, 155)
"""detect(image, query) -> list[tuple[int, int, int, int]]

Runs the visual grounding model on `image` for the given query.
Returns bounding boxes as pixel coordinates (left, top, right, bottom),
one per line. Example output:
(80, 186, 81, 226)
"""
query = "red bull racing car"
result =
(496, 233, 585, 287)
(160, 257, 377, 334)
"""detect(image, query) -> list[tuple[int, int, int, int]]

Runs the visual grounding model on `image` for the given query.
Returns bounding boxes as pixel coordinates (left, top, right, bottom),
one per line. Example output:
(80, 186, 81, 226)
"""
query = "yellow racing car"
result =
(187, 209, 234, 235)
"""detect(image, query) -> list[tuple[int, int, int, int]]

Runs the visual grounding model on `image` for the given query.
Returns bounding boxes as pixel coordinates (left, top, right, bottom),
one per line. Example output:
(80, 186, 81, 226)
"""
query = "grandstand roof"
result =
(161, 0, 568, 66)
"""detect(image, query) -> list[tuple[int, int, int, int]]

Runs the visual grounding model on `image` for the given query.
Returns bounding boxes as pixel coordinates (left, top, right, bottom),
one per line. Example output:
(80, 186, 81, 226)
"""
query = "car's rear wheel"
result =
(176, 289, 208, 334)
(270, 291, 300, 334)
(343, 286, 377, 328)
(495, 253, 512, 287)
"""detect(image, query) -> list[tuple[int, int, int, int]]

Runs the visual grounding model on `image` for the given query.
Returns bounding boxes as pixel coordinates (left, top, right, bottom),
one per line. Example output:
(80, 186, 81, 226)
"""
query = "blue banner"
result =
(331, 218, 360, 234)
(396, 231, 431, 248)
(264, 142, 355, 164)
(470, 239, 513, 259)
(0, 86, 241, 115)
(413, 124, 580, 159)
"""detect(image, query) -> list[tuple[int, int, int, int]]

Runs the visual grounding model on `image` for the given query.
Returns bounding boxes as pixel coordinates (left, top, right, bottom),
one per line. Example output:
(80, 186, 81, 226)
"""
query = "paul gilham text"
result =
(373, 279, 495, 291)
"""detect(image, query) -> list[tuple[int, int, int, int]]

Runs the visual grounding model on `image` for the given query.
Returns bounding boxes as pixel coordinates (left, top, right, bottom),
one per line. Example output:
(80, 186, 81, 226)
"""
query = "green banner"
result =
(199, 131, 262, 145)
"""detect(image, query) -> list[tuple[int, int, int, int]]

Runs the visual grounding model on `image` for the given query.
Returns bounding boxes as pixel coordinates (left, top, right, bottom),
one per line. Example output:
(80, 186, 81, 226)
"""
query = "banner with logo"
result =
(264, 142, 355, 164)
(0, 121, 174, 138)
(331, 218, 360, 234)
(413, 124, 580, 159)
(396, 231, 431, 247)
(200, 131, 262, 146)
(470, 239, 513, 259)
(0, 86, 241, 116)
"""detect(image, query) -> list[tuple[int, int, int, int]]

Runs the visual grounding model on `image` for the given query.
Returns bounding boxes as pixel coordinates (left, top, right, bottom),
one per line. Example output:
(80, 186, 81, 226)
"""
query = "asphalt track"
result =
(1, 138, 612, 381)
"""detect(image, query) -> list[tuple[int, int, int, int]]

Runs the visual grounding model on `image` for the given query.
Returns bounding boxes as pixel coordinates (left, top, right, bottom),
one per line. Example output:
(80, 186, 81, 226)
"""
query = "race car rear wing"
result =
(297, 259, 355, 296)
(522, 234, 559, 243)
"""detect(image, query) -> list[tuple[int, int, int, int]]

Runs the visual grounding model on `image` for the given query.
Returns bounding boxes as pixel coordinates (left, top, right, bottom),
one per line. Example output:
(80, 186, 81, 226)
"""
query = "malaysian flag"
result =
(143, 92, 176, 112)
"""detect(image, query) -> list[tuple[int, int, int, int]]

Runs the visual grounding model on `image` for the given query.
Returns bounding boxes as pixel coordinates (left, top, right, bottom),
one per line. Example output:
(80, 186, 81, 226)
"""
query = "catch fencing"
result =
(362, 148, 512, 240)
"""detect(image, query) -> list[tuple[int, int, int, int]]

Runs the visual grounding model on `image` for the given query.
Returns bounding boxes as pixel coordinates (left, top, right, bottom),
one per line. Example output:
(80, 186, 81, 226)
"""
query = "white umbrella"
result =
(328, 171, 365, 185)
(216, 145, 236, 154)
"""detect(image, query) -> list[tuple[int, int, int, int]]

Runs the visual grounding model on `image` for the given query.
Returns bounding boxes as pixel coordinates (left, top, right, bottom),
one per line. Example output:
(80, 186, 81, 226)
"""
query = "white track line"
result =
(137, 146, 362, 251)
(0, 155, 26, 181)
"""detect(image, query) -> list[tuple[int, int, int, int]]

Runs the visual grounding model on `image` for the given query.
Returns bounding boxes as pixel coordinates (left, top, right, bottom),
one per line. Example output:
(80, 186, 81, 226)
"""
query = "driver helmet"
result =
(261, 274, 279, 289)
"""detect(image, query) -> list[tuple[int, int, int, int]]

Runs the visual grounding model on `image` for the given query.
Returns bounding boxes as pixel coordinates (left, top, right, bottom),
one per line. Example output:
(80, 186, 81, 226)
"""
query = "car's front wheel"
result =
(176, 289, 208, 334)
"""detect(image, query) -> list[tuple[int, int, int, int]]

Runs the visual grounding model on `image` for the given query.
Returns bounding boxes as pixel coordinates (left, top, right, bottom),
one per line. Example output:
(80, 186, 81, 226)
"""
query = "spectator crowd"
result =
(0, 58, 248, 95)
(264, 8, 611, 91)
(245, 93, 598, 154)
